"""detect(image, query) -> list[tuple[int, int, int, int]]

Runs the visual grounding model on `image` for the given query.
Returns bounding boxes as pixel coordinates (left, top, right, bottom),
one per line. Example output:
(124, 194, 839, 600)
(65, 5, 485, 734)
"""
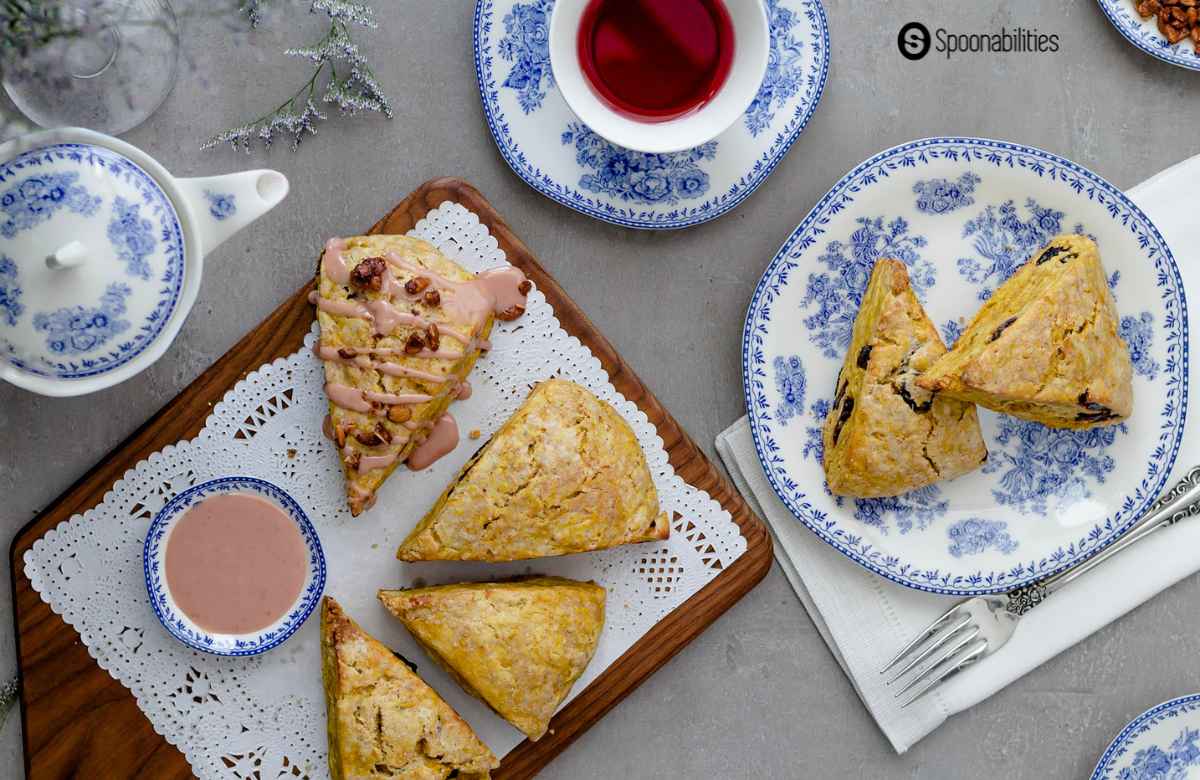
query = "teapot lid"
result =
(0, 140, 186, 389)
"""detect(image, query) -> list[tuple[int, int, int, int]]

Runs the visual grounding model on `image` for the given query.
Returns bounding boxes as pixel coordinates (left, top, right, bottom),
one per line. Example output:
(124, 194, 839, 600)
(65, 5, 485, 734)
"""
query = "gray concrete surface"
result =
(3, 0, 1199, 777)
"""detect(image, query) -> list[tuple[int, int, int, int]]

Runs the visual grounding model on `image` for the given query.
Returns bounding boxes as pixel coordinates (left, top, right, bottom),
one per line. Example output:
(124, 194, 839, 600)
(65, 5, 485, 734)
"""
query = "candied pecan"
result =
(355, 429, 384, 446)
(388, 405, 412, 423)
(423, 289, 441, 306)
(374, 422, 393, 443)
(405, 276, 430, 295)
(337, 347, 357, 359)
(404, 333, 425, 354)
(496, 304, 526, 321)
(350, 256, 387, 290)
(346, 450, 362, 470)
(425, 323, 440, 352)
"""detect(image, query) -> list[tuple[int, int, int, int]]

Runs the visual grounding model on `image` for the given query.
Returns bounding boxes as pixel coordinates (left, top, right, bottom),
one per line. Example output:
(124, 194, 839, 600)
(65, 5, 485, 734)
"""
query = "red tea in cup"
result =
(577, 0, 735, 123)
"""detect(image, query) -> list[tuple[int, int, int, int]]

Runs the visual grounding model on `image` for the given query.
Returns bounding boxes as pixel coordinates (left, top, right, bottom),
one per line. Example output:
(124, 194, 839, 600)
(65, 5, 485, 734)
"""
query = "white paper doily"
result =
(23, 201, 748, 778)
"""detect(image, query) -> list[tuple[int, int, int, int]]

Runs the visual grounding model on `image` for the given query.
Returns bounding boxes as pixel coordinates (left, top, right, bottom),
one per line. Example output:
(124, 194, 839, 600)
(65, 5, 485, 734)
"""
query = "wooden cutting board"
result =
(9, 178, 772, 779)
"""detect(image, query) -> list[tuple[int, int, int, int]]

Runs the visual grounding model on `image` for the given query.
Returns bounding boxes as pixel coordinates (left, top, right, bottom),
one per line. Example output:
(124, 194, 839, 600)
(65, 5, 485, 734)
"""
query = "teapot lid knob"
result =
(45, 240, 89, 271)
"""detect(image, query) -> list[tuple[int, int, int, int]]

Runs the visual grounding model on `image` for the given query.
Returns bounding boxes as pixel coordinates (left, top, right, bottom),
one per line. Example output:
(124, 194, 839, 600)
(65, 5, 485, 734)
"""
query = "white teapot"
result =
(0, 127, 288, 396)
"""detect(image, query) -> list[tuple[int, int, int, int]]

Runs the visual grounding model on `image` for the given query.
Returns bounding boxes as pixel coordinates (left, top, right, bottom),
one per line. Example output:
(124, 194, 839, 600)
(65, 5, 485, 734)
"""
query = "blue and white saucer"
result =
(473, 0, 829, 229)
(1093, 695, 1200, 779)
(143, 476, 326, 656)
(1097, 0, 1200, 71)
(742, 136, 1187, 595)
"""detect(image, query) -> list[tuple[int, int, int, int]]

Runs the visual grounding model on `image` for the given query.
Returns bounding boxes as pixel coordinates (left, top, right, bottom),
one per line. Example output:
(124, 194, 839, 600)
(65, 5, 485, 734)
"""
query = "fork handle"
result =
(1006, 464, 1200, 616)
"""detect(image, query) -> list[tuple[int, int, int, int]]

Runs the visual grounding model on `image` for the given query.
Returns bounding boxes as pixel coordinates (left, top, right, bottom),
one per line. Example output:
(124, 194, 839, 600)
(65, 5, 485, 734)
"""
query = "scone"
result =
(320, 596, 498, 780)
(379, 578, 605, 741)
(313, 234, 528, 515)
(396, 379, 669, 561)
(916, 234, 1133, 429)
(822, 259, 987, 498)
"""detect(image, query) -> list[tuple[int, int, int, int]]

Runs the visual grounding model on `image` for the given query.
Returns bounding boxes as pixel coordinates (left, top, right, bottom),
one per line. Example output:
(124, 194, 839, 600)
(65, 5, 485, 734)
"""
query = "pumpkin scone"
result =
(396, 379, 669, 562)
(822, 258, 987, 498)
(916, 234, 1133, 429)
(313, 235, 529, 516)
(319, 596, 498, 780)
(378, 577, 605, 741)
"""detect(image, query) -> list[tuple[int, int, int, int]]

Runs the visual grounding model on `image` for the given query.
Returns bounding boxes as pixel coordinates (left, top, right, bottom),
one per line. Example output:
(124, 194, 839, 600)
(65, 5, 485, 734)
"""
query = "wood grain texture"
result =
(10, 178, 772, 779)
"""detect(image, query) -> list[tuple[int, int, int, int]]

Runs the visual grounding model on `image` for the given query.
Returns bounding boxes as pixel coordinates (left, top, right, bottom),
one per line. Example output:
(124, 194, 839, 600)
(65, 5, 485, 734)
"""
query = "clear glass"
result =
(3, 0, 180, 135)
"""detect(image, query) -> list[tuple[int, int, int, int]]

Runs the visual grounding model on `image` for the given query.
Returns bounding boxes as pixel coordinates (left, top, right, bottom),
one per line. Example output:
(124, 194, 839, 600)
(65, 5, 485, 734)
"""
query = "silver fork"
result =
(880, 463, 1200, 707)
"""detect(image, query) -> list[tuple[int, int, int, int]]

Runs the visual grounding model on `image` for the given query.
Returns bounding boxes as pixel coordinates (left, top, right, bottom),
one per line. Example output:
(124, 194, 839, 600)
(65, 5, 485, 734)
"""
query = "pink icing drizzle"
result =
(321, 238, 351, 285)
(407, 414, 460, 471)
(312, 240, 530, 473)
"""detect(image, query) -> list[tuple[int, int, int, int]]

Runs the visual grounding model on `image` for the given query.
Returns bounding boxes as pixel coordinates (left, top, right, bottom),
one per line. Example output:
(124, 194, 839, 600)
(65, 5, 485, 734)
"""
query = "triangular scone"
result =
(315, 235, 494, 516)
(396, 379, 669, 561)
(320, 596, 498, 780)
(822, 259, 987, 498)
(378, 578, 605, 741)
(916, 234, 1133, 429)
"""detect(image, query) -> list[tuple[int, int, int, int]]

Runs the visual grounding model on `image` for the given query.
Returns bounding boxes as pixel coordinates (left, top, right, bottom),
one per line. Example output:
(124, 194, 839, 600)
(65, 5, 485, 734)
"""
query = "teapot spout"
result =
(175, 170, 288, 254)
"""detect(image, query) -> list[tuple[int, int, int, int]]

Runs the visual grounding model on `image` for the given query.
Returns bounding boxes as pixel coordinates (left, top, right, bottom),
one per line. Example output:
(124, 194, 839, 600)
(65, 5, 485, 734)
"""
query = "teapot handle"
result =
(174, 170, 288, 255)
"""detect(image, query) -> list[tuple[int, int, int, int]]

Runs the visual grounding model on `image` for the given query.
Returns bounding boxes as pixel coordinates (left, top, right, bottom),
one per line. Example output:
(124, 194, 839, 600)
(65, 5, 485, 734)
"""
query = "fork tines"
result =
(879, 603, 989, 708)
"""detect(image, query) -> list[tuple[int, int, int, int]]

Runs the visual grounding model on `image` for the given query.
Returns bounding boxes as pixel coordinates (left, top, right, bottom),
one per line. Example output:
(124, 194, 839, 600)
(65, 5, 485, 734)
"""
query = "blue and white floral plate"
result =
(143, 476, 326, 656)
(1092, 695, 1200, 779)
(473, 0, 829, 229)
(1097, 0, 1200, 71)
(743, 136, 1187, 595)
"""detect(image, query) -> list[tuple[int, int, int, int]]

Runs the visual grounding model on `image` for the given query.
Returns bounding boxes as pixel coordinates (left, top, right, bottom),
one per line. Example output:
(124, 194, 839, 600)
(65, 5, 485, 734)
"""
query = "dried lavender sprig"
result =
(204, 3, 390, 153)
(311, 0, 375, 28)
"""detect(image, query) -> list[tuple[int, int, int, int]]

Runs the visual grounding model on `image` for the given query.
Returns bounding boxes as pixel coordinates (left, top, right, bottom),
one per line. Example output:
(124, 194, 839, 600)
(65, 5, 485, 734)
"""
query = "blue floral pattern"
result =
(475, 0, 830, 229)
(0, 256, 22, 327)
(497, 0, 554, 114)
(772, 354, 806, 424)
(984, 415, 1123, 514)
(1098, 0, 1200, 72)
(204, 190, 237, 221)
(561, 122, 717, 205)
(854, 486, 947, 536)
(745, 0, 807, 136)
(0, 143, 185, 381)
(0, 171, 101, 239)
(1117, 728, 1200, 780)
(1121, 311, 1160, 380)
(33, 282, 131, 355)
(947, 517, 1018, 557)
(957, 198, 1084, 300)
(800, 216, 933, 359)
(941, 318, 964, 347)
(1094, 696, 1200, 780)
(107, 196, 157, 280)
(913, 172, 980, 215)
(744, 137, 1187, 595)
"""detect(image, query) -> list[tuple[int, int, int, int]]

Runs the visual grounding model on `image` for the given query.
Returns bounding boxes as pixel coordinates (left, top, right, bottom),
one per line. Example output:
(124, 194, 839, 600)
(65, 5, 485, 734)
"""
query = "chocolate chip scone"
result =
(313, 235, 529, 515)
(822, 259, 987, 498)
(916, 234, 1133, 429)
(379, 577, 605, 741)
(396, 379, 669, 561)
(320, 596, 498, 780)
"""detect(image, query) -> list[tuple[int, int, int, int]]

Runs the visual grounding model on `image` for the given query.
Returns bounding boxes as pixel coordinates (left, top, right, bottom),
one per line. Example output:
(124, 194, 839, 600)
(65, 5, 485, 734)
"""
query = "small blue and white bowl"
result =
(143, 476, 325, 657)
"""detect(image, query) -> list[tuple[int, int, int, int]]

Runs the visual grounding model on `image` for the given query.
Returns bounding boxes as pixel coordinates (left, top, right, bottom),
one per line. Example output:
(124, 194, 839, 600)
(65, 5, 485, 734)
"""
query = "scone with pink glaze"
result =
(313, 234, 529, 515)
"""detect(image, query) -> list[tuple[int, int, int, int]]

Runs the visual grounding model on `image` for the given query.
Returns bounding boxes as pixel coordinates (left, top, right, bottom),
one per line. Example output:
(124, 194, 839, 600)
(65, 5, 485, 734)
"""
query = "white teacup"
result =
(549, 0, 769, 154)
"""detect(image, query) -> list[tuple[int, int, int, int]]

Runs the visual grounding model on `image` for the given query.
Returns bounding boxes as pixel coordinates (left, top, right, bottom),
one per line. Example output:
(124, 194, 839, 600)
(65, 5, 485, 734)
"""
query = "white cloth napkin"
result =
(716, 153, 1200, 754)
